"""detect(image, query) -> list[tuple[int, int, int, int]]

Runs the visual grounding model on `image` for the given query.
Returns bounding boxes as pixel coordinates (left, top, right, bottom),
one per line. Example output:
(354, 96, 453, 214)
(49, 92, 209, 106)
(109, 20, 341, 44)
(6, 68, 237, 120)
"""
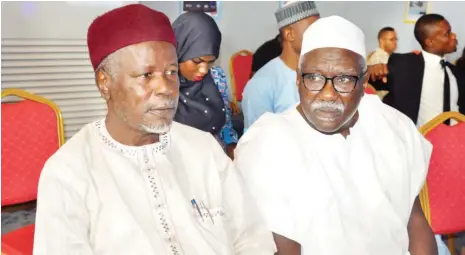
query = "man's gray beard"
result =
(140, 122, 172, 134)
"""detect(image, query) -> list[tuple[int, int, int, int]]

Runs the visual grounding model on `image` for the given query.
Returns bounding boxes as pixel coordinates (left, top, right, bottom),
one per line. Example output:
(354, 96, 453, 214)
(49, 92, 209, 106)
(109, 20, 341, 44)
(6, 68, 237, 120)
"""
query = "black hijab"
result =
(172, 12, 226, 135)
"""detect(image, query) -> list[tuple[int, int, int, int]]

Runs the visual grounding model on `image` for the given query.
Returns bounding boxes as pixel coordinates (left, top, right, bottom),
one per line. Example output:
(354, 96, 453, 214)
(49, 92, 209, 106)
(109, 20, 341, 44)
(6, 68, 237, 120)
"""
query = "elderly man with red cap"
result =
(33, 4, 276, 255)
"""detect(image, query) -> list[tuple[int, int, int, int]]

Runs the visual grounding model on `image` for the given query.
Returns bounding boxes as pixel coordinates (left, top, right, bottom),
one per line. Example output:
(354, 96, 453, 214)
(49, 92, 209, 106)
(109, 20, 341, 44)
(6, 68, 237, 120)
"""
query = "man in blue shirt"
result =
(251, 34, 282, 78)
(242, 1, 320, 129)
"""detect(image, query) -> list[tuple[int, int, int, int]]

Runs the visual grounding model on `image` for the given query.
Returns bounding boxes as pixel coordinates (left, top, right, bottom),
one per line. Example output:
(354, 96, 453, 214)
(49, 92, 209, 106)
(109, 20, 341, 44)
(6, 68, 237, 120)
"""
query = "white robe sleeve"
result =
(33, 159, 94, 255)
(208, 134, 277, 255)
(234, 119, 304, 245)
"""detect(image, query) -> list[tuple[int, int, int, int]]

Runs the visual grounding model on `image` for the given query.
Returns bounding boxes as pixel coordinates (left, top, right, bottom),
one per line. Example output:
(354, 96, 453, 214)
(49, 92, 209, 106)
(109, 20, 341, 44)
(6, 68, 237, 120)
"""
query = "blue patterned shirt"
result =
(210, 66, 239, 147)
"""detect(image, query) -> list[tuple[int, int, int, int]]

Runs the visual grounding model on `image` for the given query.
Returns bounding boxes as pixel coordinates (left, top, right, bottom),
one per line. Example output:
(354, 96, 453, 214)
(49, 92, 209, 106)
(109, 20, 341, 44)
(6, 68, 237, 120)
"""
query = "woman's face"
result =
(179, 55, 216, 81)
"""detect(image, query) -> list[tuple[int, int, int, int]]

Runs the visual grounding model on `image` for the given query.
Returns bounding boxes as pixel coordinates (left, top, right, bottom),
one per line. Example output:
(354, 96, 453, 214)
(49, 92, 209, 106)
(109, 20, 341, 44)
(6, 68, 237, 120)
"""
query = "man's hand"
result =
(408, 197, 438, 255)
(367, 64, 389, 83)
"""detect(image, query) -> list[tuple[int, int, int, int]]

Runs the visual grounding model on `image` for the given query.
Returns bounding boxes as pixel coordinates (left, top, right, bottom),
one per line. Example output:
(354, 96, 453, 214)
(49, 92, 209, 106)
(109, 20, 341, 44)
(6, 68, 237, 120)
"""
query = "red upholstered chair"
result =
(229, 49, 253, 104)
(365, 84, 377, 95)
(1, 88, 65, 255)
(1, 225, 35, 255)
(419, 111, 465, 253)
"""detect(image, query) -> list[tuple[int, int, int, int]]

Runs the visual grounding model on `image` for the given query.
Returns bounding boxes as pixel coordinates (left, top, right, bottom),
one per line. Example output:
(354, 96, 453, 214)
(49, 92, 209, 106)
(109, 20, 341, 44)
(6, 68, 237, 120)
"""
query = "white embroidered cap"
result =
(299, 15, 366, 66)
(275, 1, 319, 29)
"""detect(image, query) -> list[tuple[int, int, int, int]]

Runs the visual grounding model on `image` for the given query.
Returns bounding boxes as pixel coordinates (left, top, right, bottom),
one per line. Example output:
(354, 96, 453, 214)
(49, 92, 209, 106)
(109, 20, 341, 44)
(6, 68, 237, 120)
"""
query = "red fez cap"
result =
(87, 4, 176, 70)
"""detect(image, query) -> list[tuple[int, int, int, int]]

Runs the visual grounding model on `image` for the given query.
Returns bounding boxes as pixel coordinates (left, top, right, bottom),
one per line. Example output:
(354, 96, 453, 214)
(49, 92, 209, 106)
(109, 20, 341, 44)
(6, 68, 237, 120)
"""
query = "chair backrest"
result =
(1, 89, 65, 206)
(419, 111, 465, 234)
(229, 50, 253, 102)
(365, 84, 377, 94)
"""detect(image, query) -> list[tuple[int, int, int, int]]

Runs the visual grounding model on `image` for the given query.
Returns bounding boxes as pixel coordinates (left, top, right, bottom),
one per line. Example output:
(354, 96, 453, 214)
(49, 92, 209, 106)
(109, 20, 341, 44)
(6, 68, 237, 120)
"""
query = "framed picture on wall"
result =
(179, 1, 220, 19)
(404, 1, 430, 23)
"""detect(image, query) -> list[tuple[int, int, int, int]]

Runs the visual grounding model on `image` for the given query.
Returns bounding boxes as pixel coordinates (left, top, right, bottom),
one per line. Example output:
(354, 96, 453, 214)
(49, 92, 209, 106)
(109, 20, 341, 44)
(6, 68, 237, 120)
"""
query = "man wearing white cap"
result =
(235, 16, 437, 255)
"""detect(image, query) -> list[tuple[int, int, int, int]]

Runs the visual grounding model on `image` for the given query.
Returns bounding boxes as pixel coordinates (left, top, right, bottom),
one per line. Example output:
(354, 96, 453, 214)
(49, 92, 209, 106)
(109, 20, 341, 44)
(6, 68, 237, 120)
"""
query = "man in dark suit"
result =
(369, 14, 463, 127)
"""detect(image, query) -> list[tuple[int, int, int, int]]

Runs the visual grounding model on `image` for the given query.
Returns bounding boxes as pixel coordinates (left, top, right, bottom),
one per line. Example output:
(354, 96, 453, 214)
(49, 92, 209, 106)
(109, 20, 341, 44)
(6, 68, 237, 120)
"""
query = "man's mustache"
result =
(311, 100, 344, 113)
(145, 99, 178, 112)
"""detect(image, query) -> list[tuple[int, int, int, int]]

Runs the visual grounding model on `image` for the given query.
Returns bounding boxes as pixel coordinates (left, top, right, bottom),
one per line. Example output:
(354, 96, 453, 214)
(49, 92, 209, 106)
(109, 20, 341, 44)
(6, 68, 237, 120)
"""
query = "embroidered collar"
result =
(93, 119, 170, 158)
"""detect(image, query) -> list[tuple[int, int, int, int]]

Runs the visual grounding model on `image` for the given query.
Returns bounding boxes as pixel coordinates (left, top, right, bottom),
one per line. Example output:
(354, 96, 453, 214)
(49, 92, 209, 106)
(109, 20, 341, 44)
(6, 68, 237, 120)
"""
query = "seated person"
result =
(32, 4, 276, 255)
(172, 12, 238, 159)
(235, 16, 437, 255)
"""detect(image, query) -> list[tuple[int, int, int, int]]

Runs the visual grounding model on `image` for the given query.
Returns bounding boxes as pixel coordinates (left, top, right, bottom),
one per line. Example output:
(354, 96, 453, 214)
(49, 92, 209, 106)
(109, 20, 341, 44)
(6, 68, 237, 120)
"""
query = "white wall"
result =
(140, 1, 279, 75)
(3, 1, 462, 71)
(2, 1, 463, 69)
(142, 0, 465, 72)
(1, 1, 138, 39)
(1, 1, 138, 139)
(317, 1, 464, 62)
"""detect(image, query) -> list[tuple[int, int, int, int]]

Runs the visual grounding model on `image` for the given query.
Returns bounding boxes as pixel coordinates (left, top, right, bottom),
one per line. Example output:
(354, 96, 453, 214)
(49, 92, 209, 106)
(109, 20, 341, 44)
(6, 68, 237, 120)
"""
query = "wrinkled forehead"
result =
(119, 41, 178, 68)
(300, 47, 365, 73)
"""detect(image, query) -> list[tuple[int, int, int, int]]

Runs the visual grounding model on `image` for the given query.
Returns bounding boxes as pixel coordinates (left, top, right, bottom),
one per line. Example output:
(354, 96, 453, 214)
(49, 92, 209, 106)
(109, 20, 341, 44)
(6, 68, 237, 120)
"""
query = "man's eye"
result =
(307, 75, 323, 81)
(139, 73, 152, 79)
(335, 76, 353, 84)
(166, 70, 178, 76)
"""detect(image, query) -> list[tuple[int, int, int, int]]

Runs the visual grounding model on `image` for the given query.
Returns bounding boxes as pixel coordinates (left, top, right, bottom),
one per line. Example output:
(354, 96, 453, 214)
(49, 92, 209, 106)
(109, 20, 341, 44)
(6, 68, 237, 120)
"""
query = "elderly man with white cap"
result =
(235, 16, 437, 255)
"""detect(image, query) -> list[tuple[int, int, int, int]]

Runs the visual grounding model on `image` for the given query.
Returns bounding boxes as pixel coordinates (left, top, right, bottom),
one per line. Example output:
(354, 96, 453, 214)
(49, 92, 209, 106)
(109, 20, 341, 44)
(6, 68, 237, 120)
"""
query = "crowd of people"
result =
(29, 2, 464, 255)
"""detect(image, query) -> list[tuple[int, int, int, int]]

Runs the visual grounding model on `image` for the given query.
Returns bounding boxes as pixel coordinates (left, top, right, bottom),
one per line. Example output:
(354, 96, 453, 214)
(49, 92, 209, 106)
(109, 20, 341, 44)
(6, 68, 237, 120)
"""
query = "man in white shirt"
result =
(367, 27, 398, 65)
(369, 14, 463, 127)
(235, 16, 437, 255)
(33, 4, 276, 255)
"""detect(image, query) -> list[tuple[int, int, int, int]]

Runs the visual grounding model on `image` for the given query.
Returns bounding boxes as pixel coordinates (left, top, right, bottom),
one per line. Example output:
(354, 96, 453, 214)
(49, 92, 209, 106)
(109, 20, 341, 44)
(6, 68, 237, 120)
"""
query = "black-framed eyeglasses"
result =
(301, 71, 367, 93)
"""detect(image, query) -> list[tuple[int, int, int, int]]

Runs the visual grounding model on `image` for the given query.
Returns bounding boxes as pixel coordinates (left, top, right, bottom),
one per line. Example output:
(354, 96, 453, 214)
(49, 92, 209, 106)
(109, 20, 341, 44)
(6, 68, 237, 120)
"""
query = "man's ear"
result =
(283, 26, 295, 43)
(296, 67, 302, 89)
(96, 70, 111, 101)
(424, 38, 433, 49)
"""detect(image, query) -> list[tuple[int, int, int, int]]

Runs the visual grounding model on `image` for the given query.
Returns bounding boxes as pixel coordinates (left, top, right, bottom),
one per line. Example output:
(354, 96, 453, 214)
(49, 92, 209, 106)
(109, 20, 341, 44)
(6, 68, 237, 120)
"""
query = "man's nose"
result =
(319, 79, 339, 100)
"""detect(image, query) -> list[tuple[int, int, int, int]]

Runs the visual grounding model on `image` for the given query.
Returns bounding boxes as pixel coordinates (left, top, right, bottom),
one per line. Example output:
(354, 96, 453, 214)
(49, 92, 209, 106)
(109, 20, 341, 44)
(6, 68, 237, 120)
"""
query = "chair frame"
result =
(1, 88, 65, 146)
(1, 88, 66, 255)
(229, 49, 253, 103)
(418, 111, 465, 254)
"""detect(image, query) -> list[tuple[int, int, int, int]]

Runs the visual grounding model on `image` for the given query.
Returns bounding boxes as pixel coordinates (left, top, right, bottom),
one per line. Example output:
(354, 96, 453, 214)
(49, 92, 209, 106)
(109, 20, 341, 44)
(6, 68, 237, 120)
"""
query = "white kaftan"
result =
(33, 120, 276, 255)
(234, 95, 432, 255)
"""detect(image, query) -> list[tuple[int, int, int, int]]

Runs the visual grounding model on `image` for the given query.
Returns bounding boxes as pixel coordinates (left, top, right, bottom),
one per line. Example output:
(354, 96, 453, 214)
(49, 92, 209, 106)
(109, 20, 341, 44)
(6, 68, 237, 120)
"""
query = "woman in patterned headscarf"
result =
(172, 12, 238, 159)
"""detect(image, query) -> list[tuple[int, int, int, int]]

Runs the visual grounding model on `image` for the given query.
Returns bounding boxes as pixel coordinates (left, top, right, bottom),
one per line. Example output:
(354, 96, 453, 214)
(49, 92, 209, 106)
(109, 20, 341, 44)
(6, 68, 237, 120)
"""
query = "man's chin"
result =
(140, 122, 172, 134)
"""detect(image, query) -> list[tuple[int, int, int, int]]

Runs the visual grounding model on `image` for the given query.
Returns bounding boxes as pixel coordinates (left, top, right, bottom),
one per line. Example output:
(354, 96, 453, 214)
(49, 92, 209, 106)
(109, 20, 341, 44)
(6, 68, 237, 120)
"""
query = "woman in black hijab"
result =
(172, 12, 238, 159)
